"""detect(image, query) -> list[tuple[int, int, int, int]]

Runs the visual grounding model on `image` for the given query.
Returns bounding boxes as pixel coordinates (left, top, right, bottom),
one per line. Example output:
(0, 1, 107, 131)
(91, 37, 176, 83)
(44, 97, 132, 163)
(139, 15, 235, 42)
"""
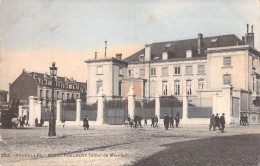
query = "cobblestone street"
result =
(0, 124, 260, 166)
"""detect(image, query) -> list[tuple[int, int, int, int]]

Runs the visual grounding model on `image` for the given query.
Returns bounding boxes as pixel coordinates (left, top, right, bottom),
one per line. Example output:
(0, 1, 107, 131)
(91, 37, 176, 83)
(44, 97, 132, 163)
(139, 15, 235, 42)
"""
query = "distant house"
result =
(9, 70, 87, 105)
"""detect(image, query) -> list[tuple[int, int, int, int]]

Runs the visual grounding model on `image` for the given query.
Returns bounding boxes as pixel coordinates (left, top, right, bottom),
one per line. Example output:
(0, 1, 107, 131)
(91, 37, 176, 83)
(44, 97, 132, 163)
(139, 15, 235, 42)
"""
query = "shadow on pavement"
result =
(134, 134, 260, 166)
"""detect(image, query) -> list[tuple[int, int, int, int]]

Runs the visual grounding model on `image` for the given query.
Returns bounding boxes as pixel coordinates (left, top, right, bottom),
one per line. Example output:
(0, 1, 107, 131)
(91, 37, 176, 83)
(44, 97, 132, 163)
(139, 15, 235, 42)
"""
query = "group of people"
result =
(240, 114, 249, 126)
(124, 112, 181, 130)
(163, 112, 180, 130)
(209, 113, 226, 133)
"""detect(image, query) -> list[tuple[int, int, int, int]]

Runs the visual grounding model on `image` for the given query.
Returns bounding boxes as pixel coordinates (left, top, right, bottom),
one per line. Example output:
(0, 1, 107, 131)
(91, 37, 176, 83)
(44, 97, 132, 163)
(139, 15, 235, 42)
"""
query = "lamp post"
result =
(48, 62, 57, 136)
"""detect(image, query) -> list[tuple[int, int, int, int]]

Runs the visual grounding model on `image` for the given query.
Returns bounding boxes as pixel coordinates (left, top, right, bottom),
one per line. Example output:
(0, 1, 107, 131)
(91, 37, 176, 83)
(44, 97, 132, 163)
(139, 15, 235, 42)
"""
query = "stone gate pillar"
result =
(97, 87, 105, 125)
(76, 99, 82, 125)
(128, 85, 135, 120)
(56, 100, 62, 125)
(222, 85, 233, 124)
(28, 96, 38, 126)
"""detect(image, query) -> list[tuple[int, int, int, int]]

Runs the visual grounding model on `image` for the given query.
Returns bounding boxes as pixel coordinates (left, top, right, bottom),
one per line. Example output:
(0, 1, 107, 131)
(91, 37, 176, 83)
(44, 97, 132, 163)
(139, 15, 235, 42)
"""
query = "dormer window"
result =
(211, 38, 217, 42)
(139, 54, 144, 61)
(165, 43, 171, 48)
(162, 52, 168, 60)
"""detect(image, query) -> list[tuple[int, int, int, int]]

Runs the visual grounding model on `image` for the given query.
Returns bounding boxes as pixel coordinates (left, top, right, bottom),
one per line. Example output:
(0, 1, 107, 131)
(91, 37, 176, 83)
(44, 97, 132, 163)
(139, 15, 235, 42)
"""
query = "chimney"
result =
(116, 53, 122, 60)
(247, 24, 249, 33)
(245, 24, 254, 48)
(145, 44, 151, 61)
(95, 52, 97, 59)
(198, 33, 203, 55)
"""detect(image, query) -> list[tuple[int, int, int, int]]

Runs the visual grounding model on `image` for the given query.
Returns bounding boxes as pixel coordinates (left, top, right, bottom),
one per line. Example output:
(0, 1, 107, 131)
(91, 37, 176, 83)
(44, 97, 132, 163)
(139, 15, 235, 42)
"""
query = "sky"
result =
(0, 0, 260, 91)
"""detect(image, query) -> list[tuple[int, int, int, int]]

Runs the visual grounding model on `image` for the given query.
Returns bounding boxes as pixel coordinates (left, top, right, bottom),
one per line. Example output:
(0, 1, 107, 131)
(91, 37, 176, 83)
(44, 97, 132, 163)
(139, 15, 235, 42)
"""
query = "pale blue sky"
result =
(0, 0, 260, 91)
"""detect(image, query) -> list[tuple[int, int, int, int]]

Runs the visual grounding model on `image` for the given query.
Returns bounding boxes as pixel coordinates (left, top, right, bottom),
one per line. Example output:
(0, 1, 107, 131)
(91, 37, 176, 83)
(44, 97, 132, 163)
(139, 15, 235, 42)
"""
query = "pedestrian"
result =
(83, 116, 89, 130)
(209, 114, 215, 130)
(164, 113, 170, 130)
(62, 118, 65, 128)
(151, 117, 154, 127)
(35, 118, 38, 127)
(175, 112, 180, 128)
(240, 113, 244, 125)
(144, 117, 147, 126)
(154, 115, 159, 128)
(169, 115, 174, 128)
(214, 113, 221, 131)
(134, 115, 138, 129)
(21, 115, 26, 127)
(220, 113, 226, 133)
(40, 118, 44, 127)
(138, 116, 142, 128)
(244, 115, 249, 126)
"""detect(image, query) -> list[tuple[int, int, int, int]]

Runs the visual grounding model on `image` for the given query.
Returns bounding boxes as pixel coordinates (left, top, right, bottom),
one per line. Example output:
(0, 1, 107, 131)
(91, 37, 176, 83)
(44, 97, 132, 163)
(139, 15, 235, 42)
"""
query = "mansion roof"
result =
(124, 34, 244, 63)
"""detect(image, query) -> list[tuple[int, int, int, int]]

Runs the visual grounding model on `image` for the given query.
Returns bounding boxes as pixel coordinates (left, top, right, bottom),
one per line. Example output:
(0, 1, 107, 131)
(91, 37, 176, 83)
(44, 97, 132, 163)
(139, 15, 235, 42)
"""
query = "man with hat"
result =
(214, 113, 220, 131)
(220, 113, 226, 133)
(209, 114, 215, 130)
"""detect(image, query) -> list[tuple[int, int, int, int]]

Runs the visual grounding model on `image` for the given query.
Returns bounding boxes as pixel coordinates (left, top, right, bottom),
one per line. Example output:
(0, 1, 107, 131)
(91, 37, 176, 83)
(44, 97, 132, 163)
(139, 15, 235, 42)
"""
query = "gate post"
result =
(19, 105, 23, 118)
(35, 100, 42, 125)
(182, 93, 188, 124)
(97, 87, 105, 125)
(128, 85, 135, 120)
(155, 95, 160, 119)
(28, 96, 38, 126)
(222, 85, 233, 124)
(56, 100, 62, 125)
(76, 99, 82, 125)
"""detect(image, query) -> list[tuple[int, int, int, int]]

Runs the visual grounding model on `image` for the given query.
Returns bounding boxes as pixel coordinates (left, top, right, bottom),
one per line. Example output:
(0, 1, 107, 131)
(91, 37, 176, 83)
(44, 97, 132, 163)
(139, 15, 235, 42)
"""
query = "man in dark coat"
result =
(164, 113, 169, 130)
(134, 115, 138, 128)
(220, 113, 226, 133)
(169, 115, 174, 128)
(175, 113, 180, 128)
(151, 117, 154, 127)
(35, 118, 38, 127)
(154, 115, 159, 128)
(214, 113, 221, 131)
(83, 116, 89, 130)
(209, 114, 215, 130)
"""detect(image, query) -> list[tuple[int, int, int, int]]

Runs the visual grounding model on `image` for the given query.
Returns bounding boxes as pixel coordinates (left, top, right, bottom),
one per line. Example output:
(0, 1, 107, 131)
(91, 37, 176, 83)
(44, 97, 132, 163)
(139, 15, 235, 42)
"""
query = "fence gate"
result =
(61, 102, 76, 121)
(81, 102, 97, 121)
(187, 96, 213, 118)
(160, 97, 183, 119)
(104, 100, 127, 125)
(135, 99, 155, 118)
(41, 105, 56, 121)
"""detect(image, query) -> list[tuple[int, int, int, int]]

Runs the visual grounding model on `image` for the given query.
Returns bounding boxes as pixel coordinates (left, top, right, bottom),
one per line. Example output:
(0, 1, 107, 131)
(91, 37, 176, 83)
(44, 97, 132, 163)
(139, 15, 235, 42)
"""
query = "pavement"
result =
(0, 123, 260, 166)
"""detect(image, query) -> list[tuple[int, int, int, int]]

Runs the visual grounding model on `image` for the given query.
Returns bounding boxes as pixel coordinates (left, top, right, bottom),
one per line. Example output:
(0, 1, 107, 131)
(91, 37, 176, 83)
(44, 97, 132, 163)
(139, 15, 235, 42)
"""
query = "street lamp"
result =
(48, 62, 57, 136)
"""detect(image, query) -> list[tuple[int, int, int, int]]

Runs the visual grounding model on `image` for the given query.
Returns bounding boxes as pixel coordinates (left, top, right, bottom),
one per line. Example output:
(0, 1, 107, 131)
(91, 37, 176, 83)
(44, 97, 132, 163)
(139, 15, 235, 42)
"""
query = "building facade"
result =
(9, 70, 87, 105)
(85, 25, 260, 123)
(0, 90, 8, 104)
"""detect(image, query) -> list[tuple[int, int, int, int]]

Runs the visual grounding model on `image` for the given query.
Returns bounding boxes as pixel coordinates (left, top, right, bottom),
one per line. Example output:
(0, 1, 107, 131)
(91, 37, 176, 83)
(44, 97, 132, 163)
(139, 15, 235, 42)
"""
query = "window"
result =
(128, 70, 133, 77)
(97, 66, 103, 74)
(57, 91, 60, 99)
(186, 66, 193, 74)
(198, 79, 205, 90)
(162, 52, 168, 60)
(119, 81, 122, 96)
(253, 77, 256, 91)
(223, 57, 231, 66)
(150, 68, 156, 76)
(96, 81, 103, 94)
(119, 67, 123, 75)
(67, 93, 70, 100)
(186, 80, 192, 95)
(46, 90, 49, 98)
(140, 69, 145, 77)
(62, 93, 64, 100)
(174, 80, 180, 95)
(162, 67, 168, 76)
(162, 81, 168, 96)
(174, 66, 180, 75)
(76, 94, 79, 99)
(223, 74, 231, 85)
(139, 54, 144, 61)
(40, 90, 43, 98)
(198, 65, 205, 74)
